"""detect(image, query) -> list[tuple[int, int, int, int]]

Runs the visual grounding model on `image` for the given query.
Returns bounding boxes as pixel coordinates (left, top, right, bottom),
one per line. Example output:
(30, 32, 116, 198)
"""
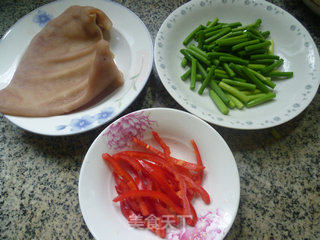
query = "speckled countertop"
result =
(0, 0, 319, 239)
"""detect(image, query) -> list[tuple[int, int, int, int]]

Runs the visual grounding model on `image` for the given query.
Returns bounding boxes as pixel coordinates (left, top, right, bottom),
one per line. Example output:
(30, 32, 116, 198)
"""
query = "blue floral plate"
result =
(154, 0, 320, 130)
(0, 0, 153, 136)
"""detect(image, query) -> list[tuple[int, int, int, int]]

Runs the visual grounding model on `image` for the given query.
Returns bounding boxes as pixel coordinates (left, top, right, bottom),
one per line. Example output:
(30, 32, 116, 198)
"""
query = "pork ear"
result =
(87, 40, 123, 96)
(0, 6, 123, 117)
(88, 8, 113, 41)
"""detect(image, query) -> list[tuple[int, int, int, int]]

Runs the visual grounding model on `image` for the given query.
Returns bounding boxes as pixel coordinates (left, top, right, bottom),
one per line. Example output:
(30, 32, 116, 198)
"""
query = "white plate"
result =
(79, 108, 240, 240)
(0, 0, 153, 136)
(154, 0, 320, 130)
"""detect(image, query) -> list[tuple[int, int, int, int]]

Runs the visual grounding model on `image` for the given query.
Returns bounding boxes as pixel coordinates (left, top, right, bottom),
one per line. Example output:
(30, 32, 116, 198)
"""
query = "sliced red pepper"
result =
(113, 190, 183, 215)
(113, 172, 141, 214)
(154, 202, 180, 226)
(115, 151, 210, 204)
(102, 153, 150, 216)
(187, 187, 195, 202)
(116, 151, 186, 178)
(140, 161, 182, 205)
(113, 154, 144, 173)
(122, 151, 191, 222)
(133, 174, 145, 190)
(186, 203, 198, 227)
(121, 201, 148, 229)
(175, 165, 194, 179)
(178, 177, 192, 222)
(182, 175, 210, 204)
(107, 132, 211, 238)
(103, 153, 137, 190)
(116, 151, 184, 194)
(191, 139, 204, 185)
(112, 157, 156, 214)
(115, 151, 200, 205)
(156, 218, 166, 239)
(113, 154, 179, 204)
(132, 137, 204, 172)
(145, 175, 155, 191)
(152, 131, 171, 156)
(146, 216, 166, 239)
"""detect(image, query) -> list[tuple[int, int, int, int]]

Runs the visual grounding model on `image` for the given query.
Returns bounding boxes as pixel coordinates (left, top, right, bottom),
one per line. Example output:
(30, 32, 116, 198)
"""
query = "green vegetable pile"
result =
(180, 18, 293, 115)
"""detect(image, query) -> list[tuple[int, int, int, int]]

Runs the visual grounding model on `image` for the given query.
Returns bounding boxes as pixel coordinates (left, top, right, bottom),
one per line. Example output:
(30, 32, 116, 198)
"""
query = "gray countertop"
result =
(0, 0, 319, 239)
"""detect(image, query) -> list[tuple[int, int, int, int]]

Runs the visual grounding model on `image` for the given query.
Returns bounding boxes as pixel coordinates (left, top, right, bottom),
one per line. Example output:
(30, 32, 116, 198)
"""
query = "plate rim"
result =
(78, 107, 240, 240)
(1, 0, 154, 136)
(154, 0, 320, 130)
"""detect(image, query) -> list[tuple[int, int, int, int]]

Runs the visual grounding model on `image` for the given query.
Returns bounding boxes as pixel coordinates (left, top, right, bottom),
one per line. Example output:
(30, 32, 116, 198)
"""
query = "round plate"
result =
(79, 108, 240, 240)
(0, 0, 153, 136)
(154, 0, 320, 130)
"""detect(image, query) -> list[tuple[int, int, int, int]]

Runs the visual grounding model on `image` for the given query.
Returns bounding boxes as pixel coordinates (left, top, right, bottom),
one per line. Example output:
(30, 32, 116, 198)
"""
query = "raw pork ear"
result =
(0, 5, 123, 117)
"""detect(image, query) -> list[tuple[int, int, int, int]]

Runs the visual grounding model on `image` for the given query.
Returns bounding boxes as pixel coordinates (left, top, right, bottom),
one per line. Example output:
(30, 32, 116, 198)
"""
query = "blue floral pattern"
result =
(56, 107, 115, 132)
(33, 10, 53, 27)
(70, 115, 94, 132)
(94, 107, 114, 123)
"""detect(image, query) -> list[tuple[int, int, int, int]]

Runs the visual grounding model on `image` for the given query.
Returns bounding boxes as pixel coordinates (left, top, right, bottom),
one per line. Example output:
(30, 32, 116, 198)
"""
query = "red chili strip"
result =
(182, 175, 210, 204)
(113, 154, 144, 173)
(140, 161, 182, 205)
(102, 153, 150, 216)
(152, 131, 171, 156)
(113, 172, 142, 214)
(103, 153, 138, 190)
(186, 203, 198, 227)
(156, 218, 166, 239)
(154, 202, 180, 226)
(113, 190, 183, 215)
(178, 177, 192, 221)
(115, 151, 209, 204)
(132, 137, 204, 172)
(191, 139, 204, 185)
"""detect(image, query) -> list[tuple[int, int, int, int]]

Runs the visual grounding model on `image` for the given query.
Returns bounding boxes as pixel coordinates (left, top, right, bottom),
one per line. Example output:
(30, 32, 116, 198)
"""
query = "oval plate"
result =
(0, 0, 153, 136)
(79, 108, 240, 240)
(154, 0, 320, 130)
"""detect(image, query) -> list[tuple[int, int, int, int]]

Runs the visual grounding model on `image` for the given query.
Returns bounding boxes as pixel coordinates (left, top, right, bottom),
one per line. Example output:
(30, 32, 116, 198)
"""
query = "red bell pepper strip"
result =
(191, 139, 204, 185)
(113, 154, 179, 204)
(113, 172, 141, 214)
(146, 216, 166, 239)
(178, 176, 192, 221)
(152, 132, 196, 187)
(115, 151, 210, 204)
(102, 153, 150, 216)
(132, 137, 204, 172)
(113, 190, 184, 215)
(103, 153, 137, 190)
(107, 132, 211, 238)
(140, 161, 182, 205)
(115, 152, 183, 191)
(129, 151, 192, 220)
(112, 158, 155, 213)
(186, 203, 198, 227)
(121, 202, 147, 229)
(152, 131, 171, 156)
(182, 175, 210, 204)
(154, 202, 180, 226)
(112, 154, 146, 190)
(156, 218, 166, 239)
